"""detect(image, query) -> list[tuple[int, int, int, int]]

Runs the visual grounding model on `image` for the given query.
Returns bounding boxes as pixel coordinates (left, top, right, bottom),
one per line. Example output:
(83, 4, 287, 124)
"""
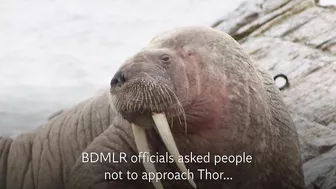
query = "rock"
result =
(214, 0, 336, 188)
(292, 113, 336, 163)
(304, 146, 336, 189)
(47, 110, 64, 121)
(214, 0, 263, 37)
(328, 123, 336, 131)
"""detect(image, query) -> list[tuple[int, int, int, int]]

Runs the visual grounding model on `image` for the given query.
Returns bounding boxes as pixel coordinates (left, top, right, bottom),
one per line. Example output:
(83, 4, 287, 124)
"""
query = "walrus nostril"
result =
(110, 71, 127, 87)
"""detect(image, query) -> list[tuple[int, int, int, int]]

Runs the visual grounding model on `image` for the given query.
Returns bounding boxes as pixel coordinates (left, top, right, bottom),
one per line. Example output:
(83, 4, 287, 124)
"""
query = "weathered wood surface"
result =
(214, 0, 336, 188)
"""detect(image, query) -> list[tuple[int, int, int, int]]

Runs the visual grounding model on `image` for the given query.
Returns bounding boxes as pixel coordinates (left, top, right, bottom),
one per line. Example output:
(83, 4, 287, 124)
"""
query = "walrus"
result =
(106, 26, 304, 189)
(0, 27, 304, 189)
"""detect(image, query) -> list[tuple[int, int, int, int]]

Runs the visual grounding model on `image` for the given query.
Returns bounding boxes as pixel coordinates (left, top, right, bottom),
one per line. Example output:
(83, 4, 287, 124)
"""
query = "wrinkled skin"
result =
(0, 26, 304, 189)
(0, 91, 117, 189)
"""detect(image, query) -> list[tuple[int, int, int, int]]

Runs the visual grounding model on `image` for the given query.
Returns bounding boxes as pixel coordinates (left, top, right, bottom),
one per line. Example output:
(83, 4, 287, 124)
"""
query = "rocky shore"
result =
(213, 0, 336, 188)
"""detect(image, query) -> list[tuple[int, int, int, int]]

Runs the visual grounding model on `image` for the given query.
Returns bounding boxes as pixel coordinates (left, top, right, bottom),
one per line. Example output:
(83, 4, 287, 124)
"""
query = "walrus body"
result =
(0, 26, 304, 189)
(107, 26, 304, 189)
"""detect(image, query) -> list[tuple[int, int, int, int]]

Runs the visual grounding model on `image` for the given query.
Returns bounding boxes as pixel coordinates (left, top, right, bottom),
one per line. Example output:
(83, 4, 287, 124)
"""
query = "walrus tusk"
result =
(152, 113, 197, 189)
(132, 124, 164, 189)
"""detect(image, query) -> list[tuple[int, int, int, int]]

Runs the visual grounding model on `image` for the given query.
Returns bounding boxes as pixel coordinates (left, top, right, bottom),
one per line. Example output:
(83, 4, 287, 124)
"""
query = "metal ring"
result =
(273, 73, 290, 90)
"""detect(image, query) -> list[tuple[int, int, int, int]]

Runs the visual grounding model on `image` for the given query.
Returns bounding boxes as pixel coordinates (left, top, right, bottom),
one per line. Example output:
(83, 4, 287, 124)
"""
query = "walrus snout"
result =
(108, 53, 197, 189)
(110, 70, 127, 87)
(109, 55, 180, 116)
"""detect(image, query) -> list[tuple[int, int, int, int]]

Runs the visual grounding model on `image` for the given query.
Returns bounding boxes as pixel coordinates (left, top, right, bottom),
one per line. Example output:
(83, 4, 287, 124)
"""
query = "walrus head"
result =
(110, 47, 187, 129)
(109, 26, 253, 189)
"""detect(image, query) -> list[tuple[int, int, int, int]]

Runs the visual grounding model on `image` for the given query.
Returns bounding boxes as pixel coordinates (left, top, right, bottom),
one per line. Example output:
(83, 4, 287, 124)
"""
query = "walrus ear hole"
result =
(159, 54, 172, 64)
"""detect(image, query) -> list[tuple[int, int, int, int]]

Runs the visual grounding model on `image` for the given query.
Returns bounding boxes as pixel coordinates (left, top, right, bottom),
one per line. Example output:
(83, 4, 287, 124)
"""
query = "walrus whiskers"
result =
(167, 86, 187, 131)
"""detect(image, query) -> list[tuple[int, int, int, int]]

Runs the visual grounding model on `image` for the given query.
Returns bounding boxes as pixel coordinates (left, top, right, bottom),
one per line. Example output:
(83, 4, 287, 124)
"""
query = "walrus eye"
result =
(160, 54, 172, 64)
